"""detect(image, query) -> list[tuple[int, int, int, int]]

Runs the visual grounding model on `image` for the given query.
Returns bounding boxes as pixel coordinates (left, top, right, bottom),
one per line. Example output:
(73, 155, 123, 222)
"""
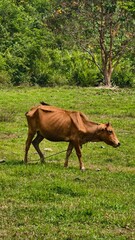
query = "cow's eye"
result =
(108, 130, 112, 134)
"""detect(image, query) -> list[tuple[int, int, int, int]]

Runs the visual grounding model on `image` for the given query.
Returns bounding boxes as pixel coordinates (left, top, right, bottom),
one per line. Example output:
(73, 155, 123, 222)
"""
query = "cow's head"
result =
(98, 123, 120, 147)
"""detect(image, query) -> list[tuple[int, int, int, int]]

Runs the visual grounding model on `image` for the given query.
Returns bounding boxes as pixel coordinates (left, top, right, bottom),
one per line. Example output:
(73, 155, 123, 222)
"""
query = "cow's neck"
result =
(82, 122, 100, 144)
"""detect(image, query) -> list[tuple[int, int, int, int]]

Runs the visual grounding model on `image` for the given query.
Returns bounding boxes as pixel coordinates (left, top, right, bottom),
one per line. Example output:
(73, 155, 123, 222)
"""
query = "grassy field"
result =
(0, 87, 135, 240)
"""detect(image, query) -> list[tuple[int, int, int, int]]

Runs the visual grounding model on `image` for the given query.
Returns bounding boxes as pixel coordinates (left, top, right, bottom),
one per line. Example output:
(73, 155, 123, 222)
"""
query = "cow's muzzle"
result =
(114, 142, 120, 148)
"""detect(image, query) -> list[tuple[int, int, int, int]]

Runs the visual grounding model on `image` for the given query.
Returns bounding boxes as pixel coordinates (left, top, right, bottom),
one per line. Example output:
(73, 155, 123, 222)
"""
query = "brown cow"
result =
(24, 102, 120, 170)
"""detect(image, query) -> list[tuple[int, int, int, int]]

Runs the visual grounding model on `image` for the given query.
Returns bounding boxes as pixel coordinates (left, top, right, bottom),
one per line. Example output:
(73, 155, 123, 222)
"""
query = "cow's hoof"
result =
(0, 160, 5, 163)
(64, 164, 68, 168)
(40, 159, 45, 164)
(81, 167, 85, 172)
(41, 161, 45, 164)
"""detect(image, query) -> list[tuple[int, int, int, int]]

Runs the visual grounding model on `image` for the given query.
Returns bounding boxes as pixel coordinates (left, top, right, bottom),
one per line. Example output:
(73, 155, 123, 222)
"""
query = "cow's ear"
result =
(106, 122, 110, 128)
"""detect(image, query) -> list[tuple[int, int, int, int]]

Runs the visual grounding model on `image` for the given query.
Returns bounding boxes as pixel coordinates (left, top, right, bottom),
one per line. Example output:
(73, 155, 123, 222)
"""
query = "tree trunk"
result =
(103, 43, 113, 87)
(103, 68, 113, 87)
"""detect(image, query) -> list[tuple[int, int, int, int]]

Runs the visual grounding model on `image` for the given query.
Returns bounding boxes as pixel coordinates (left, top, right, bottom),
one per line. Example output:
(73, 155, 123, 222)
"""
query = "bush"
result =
(0, 55, 11, 86)
(33, 49, 101, 87)
(1, 44, 134, 88)
(0, 71, 11, 87)
(112, 59, 135, 87)
(67, 51, 100, 86)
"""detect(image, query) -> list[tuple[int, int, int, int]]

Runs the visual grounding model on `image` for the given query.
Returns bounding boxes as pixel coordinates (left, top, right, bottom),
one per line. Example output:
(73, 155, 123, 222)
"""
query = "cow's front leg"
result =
(64, 142, 74, 168)
(74, 143, 85, 171)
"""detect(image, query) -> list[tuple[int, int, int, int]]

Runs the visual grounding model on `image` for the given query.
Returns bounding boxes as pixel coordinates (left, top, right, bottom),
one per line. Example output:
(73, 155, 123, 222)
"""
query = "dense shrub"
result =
(31, 49, 102, 87)
(68, 52, 101, 87)
(0, 55, 11, 86)
(112, 59, 135, 87)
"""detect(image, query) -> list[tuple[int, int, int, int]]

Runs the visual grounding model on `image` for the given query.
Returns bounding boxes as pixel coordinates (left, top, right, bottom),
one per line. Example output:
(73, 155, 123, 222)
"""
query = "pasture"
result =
(0, 87, 135, 240)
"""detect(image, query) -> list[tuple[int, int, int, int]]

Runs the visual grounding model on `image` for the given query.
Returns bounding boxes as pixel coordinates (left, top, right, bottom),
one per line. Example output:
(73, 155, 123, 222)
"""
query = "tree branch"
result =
(113, 37, 134, 69)
(81, 45, 103, 74)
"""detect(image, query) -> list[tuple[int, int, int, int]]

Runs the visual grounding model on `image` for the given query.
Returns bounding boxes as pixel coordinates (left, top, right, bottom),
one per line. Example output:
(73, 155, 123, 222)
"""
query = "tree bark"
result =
(103, 69, 112, 87)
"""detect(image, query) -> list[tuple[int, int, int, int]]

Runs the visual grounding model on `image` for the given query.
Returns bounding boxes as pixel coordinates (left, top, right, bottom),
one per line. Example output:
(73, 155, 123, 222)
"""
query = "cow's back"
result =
(26, 104, 87, 142)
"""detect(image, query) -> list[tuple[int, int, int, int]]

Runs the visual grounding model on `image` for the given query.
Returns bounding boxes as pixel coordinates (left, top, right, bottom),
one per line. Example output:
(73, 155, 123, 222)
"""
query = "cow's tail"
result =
(40, 101, 50, 106)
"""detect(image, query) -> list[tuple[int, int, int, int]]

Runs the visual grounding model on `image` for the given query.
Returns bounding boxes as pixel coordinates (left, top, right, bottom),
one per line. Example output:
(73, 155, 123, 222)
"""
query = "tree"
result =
(0, 0, 53, 85)
(48, 0, 135, 86)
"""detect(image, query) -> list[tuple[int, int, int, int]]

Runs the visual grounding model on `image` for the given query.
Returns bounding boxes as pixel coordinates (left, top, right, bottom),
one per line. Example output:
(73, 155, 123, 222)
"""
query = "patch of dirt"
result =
(95, 85, 119, 90)
(0, 133, 18, 139)
(90, 164, 135, 173)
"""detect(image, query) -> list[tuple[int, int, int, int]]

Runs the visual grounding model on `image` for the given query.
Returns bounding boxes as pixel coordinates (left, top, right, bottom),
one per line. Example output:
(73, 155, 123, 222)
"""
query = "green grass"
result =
(0, 87, 135, 240)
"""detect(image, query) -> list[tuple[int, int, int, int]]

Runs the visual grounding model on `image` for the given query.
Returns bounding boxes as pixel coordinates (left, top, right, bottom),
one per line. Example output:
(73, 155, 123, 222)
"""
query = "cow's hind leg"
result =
(24, 131, 36, 164)
(32, 132, 45, 163)
(64, 142, 74, 168)
(74, 143, 85, 171)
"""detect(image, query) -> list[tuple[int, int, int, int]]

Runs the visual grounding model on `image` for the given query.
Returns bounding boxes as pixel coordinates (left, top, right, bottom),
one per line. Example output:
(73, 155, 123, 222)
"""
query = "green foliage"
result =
(0, 0, 134, 87)
(112, 58, 135, 87)
(0, 0, 53, 85)
(0, 55, 11, 86)
(49, 0, 134, 86)
(31, 49, 101, 87)
(68, 52, 101, 87)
